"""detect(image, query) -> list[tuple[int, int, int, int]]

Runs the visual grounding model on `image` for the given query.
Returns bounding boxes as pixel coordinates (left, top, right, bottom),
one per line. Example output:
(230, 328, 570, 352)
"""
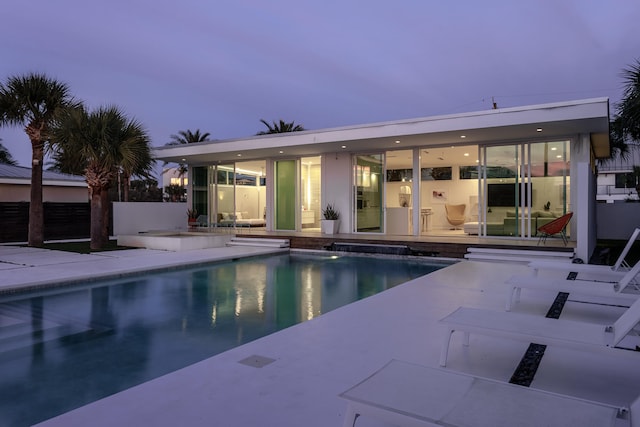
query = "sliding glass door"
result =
(354, 154, 384, 233)
(480, 141, 570, 238)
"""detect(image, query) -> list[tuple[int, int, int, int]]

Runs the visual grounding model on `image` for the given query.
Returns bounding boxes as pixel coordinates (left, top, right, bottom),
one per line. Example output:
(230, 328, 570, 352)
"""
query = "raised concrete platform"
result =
(117, 232, 233, 251)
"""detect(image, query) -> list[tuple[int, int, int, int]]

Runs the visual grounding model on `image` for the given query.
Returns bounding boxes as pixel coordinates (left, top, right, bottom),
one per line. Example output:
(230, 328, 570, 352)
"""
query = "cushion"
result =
(538, 211, 555, 218)
(506, 211, 516, 217)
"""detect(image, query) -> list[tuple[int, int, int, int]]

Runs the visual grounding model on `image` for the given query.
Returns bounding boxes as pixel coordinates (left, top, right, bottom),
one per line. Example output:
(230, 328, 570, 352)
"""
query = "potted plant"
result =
(187, 208, 198, 228)
(543, 201, 551, 211)
(321, 203, 341, 234)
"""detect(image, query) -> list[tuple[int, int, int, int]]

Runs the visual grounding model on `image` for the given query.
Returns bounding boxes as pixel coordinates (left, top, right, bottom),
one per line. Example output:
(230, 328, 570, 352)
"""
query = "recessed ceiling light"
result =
(460, 135, 466, 139)
(341, 145, 347, 149)
(536, 128, 543, 132)
(395, 140, 400, 144)
(181, 158, 186, 161)
(551, 147, 557, 151)
(556, 155, 562, 158)
(237, 154, 242, 157)
(279, 150, 284, 154)
(464, 153, 469, 157)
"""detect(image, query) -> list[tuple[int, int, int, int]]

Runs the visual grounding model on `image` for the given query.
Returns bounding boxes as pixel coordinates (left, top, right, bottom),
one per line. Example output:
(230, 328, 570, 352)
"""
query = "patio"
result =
(1, 245, 631, 426)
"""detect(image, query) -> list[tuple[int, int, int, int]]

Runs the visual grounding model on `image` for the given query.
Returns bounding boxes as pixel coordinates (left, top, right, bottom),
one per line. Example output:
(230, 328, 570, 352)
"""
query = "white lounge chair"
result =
(439, 291, 640, 367)
(506, 258, 640, 311)
(528, 228, 640, 277)
(340, 359, 637, 427)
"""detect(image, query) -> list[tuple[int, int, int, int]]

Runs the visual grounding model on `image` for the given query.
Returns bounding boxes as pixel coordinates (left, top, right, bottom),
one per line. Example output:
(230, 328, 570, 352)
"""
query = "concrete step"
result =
(464, 247, 575, 264)
(227, 238, 290, 248)
(466, 247, 574, 258)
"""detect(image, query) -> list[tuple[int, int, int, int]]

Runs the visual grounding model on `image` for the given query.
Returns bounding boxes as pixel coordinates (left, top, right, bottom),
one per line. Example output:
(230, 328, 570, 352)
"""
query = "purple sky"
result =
(1, 0, 639, 172)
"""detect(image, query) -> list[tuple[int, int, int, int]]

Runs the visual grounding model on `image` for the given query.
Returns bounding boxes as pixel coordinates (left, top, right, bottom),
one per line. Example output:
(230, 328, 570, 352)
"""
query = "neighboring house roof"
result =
(154, 98, 611, 165)
(0, 164, 87, 187)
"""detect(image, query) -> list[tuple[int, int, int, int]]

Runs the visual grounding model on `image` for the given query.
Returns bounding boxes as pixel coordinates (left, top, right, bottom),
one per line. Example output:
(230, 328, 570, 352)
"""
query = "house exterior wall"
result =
(0, 183, 88, 203)
(322, 152, 352, 232)
(571, 134, 597, 261)
(113, 202, 187, 235)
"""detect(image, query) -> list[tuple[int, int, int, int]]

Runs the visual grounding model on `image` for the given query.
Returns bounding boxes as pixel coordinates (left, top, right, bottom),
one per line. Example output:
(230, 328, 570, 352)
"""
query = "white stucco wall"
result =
(113, 202, 188, 235)
(322, 152, 352, 232)
(571, 134, 596, 261)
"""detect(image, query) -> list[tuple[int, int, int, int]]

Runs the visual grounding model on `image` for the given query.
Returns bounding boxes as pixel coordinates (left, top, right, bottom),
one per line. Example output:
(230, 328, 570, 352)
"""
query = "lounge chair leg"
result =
(439, 329, 455, 367)
(506, 288, 515, 311)
(342, 405, 359, 427)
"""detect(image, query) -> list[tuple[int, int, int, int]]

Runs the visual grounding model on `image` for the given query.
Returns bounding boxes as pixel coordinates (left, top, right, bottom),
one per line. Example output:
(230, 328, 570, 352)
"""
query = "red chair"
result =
(537, 212, 573, 246)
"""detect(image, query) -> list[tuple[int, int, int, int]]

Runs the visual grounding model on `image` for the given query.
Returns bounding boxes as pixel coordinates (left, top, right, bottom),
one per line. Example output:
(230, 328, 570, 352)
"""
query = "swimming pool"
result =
(0, 252, 444, 426)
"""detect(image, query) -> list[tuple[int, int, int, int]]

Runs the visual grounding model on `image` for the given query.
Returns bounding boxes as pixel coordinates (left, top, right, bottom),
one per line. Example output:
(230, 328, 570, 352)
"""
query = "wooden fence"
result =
(0, 202, 102, 243)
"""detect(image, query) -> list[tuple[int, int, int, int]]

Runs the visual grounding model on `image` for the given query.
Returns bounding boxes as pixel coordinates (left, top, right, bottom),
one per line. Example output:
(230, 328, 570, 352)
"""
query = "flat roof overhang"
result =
(154, 98, 610, 165)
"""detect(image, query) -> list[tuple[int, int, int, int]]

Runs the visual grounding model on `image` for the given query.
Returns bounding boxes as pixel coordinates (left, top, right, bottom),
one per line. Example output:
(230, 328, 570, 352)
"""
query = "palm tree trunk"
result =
(101, 188, 110, 245)
(28, 141, 45, 247)
(90, 186, 104, 250)
(123, 173, 130, 202)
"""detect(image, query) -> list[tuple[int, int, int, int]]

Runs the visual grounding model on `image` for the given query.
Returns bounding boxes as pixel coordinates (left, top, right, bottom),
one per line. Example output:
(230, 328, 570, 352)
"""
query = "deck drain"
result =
(510, 292, 569, 386)
(238, 355, 276, 368)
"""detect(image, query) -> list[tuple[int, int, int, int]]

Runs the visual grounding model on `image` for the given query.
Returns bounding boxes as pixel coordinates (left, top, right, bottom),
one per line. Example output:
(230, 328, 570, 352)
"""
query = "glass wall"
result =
(301, 156, 321, 231)
(479, 140, 570, 238)
(354, 154, 384, 233)
(385, 149, 413, 235)
(483, 145, 525, 237)
(192, 166, 208, 218)
(420, 146, 478, 235)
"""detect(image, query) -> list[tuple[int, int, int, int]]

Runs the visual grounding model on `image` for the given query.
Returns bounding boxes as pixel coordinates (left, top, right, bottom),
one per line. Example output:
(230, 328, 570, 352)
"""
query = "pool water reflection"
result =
(0, 253, 443, 426)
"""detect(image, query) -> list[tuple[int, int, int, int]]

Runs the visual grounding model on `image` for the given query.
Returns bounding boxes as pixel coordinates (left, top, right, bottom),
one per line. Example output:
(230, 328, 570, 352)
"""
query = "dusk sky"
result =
(2, 0, 639, 171)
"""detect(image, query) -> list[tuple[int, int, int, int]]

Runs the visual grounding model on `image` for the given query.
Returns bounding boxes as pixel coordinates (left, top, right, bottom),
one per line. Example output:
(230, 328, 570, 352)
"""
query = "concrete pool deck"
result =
(1, 244, 639, 426)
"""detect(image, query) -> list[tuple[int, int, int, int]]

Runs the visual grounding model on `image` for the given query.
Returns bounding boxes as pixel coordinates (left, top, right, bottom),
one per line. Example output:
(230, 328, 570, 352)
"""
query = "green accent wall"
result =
(275, 160, 295, 230)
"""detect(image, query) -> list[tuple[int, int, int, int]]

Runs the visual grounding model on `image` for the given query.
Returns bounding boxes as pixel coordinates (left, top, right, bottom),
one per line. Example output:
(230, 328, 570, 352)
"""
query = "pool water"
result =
(0, 253, 443, 426)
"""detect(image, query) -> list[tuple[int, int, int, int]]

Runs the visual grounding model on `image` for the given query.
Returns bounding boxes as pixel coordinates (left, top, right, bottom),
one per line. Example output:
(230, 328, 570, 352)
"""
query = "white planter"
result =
(321, 219, 341, 234)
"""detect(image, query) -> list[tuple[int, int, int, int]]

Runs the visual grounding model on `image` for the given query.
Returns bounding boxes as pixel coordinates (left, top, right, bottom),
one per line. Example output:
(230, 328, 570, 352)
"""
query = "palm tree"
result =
(51, 105, 152, 250)
(256, 119, 305, 135)
(166, 129, 210, 177)
(608, 59, 640, 160)
(0, 139, 17, 165)
(169, 129, 210, 145)
(0, 73, 76, 246)
(617, 59, 640, 141)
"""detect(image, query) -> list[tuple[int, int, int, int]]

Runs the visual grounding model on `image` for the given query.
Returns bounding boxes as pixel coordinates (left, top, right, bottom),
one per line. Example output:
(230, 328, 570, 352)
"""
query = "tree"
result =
(164, 184, 187, 202)
(0, 73, 76, 246)
(609, 59, 640, 160)
(166, 129, 210, 177)
(256, 119, 305, 135)
(51, 105, 152, 250)
(0, 139, 17, 165)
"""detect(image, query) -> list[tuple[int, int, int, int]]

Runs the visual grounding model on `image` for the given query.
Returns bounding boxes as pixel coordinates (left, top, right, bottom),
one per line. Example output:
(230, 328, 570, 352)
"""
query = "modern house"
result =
(596, 148, 640, 203)
(154, 98, 610, 261)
